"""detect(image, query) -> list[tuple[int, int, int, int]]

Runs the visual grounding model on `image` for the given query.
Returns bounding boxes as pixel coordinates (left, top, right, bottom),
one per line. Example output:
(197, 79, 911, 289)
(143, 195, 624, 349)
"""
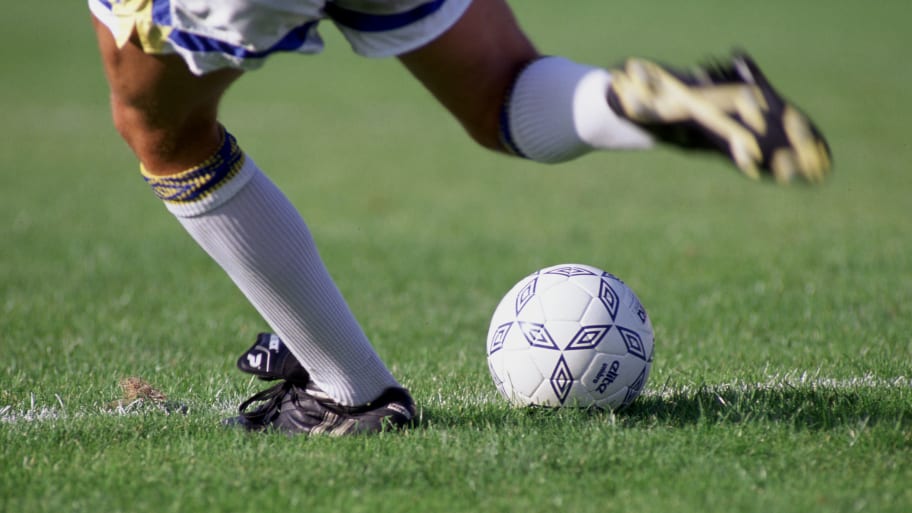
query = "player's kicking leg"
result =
(400, 0, 831, 183)
(91, 17, 414, 435)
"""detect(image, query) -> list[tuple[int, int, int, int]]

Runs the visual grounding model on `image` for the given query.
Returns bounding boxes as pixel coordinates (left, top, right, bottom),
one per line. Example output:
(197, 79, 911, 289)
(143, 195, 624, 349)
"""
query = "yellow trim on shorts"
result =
(110, 0, 172, 53)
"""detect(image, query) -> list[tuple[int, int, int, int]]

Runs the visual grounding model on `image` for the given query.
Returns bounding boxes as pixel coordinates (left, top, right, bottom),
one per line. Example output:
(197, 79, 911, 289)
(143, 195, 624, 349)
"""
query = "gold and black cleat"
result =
(607, 52, 832, 183)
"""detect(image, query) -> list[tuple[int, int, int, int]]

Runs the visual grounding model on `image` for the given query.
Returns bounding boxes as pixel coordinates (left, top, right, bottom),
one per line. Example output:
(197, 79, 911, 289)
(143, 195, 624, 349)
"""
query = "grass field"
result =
(2, 1, 910, 512)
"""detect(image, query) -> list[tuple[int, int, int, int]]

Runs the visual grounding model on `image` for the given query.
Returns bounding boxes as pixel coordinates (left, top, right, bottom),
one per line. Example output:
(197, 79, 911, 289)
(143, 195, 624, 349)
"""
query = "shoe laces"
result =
(237, 381, 294, 424)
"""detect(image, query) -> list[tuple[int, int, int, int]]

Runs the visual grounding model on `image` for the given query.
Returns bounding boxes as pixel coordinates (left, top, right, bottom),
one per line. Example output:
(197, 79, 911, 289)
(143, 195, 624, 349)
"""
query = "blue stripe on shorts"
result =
(325, 0, 446, 33)
(167, 21, 320, 58)
(152, 0, 172, 26)
(93, 0, 453, 63)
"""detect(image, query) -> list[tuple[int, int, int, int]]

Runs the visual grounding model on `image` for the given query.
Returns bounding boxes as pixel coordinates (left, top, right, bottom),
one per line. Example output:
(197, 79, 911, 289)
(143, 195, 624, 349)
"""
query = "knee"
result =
(109, 94, 222, 174)
(109, 95, 156, 155)
(97, 46, 239, 172)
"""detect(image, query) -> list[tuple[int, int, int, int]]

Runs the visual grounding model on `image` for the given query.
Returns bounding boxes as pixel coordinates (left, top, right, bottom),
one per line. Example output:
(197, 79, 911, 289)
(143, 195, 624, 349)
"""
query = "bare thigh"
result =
(92, 17, 243, 175)
(398, 0, 539, 151)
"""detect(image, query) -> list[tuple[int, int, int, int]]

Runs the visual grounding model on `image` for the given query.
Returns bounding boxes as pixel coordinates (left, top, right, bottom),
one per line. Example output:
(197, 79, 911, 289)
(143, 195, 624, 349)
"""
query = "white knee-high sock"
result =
(143, 131, 400, 406)
(500, 56, 654, 163)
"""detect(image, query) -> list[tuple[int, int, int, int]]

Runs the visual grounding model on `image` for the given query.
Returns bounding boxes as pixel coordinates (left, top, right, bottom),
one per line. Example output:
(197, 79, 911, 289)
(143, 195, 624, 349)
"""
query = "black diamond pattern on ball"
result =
(598, 279, 620, 321)
(545, 265, 597, 277)
(564, 325, 612, 350)
(518, 321, 560, 350)
(489, 322, 511, 355)
(634, 298, 648, 323)
(617, 326, 648, 361)
(549, 355, 573, 404)
(621, 366, 649, 408)
(515, 277, 537, 316)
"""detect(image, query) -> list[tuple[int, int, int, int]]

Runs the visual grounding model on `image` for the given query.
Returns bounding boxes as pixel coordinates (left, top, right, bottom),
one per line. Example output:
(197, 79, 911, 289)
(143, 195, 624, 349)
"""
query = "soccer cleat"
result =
(607, 51, 832, 183)
(236, 332, 310, 383)
(227, 333, 416, 435)
(225, 380, 416, 435)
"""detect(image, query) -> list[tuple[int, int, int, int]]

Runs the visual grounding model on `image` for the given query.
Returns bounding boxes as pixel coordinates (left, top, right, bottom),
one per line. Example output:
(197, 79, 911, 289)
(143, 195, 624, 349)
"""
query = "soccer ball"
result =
(486, 263, 654, 410)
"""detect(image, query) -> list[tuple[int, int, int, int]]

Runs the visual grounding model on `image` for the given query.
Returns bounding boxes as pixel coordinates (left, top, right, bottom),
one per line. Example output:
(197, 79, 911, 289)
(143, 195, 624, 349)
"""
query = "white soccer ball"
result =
(486, 263, 654, 410)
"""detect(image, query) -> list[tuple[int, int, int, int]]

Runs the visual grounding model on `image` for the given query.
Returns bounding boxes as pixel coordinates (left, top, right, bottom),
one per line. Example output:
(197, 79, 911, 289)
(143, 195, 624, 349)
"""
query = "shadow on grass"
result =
(419, 384, 910, 432)
(622, 384, 910, 430)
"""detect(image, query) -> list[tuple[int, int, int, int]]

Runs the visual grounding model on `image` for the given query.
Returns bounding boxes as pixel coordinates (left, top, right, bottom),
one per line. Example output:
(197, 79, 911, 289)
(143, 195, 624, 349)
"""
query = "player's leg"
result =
(398, 0, 654, 162)
(92, 17, 239, 174)
(398, 0, 831, 183)
(92, 17, 409, 414)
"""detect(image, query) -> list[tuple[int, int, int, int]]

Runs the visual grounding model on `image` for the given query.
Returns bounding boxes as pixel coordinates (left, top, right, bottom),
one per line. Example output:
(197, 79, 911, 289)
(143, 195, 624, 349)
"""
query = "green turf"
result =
(2, 1, 910, 512)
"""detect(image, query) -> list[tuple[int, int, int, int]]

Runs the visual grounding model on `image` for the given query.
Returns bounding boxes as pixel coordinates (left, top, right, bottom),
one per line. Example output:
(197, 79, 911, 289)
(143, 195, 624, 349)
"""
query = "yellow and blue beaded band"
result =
(142, 130, 245, 204)
(141, 130, 256, 218)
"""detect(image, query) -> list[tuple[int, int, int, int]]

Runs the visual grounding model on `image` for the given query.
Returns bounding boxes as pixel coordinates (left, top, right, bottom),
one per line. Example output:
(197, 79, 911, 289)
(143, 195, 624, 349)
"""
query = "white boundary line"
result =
(1, 373, 909, 425)
(0, 395, 239, 425)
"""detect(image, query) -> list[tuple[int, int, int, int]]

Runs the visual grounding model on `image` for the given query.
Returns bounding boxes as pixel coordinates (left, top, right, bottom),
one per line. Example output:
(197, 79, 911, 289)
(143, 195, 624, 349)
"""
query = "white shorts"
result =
(89, 0, 472, 75)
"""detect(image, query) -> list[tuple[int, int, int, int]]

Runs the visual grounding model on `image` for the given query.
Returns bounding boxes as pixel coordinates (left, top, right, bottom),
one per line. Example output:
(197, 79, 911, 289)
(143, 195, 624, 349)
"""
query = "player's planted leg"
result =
(93, 18, 407, 414)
